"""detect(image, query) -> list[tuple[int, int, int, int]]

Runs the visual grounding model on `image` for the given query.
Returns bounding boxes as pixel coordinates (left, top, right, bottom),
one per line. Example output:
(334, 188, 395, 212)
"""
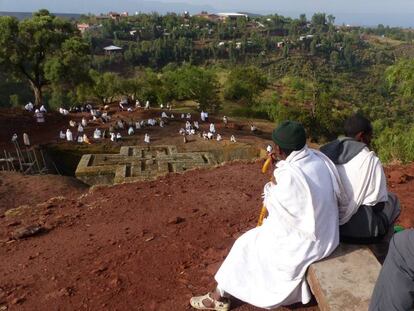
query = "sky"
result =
(1, 0, 414, 27)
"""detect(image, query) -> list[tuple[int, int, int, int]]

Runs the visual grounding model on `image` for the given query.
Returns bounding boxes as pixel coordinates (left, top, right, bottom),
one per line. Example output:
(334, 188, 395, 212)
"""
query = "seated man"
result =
(190, 121, 347, 310)
(369, 229, 414, 311)
(320, 114, 401, 242)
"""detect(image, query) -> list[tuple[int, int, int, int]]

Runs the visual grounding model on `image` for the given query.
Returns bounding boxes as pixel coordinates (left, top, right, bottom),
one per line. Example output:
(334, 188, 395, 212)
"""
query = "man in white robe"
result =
(59, 107, 69, 115)
(66, 129, 73, 142)
(144, 133, 150, 144)
(190, 121, 346, 310)
(223, 116, 228, 127)
(209, 123, 216, 134)
(110, 133, 116, 142)
(40, 105, 47, 113)
(34, 109, 45, 123)
(320, 114, 400, 242)
(23, 133, 30, 146)
(93, 128, 102, 139)
(59, 130, 66, 140)
(25, 102, 34, 112)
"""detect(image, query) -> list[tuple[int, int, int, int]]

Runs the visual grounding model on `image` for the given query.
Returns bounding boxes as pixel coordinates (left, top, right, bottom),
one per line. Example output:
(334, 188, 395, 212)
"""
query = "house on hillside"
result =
(217, 12, 248, 21)
(104, 45, 123, 55)
(77, 23, 90, 34)
(194, 11, 220, 22)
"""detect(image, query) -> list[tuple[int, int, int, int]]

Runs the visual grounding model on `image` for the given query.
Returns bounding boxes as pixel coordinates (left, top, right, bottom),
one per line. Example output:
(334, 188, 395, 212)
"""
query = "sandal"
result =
(190, 293, 230, 311)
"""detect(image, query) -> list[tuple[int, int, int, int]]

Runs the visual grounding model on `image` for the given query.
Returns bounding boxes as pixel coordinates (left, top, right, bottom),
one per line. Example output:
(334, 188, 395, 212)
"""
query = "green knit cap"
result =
(272, 120, 306, 150)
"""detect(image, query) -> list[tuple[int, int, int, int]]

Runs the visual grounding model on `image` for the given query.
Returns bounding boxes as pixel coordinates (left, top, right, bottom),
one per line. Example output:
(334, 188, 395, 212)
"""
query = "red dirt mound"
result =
(0, 161, 413, 310)
(0, 171, 88, 214)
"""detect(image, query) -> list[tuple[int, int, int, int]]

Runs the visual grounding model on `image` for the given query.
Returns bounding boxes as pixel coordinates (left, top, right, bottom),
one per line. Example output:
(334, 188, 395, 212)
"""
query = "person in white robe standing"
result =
(110, 133, 116, 142)
(128, 127, 134, 135)
(144, 133, 150, 144)
(11, 134, 18, 142)
(59, 130, 66, 140)
(23, 133, 30, 146)
(93, 128, 102, 139)
(190, 121, 347, 311)
(34, 109, 45, 123)
(209, 123, 215, 134)
(66, 129, 73, 142)
(320, 114, 400, 242)
(40, 105, 47, 113)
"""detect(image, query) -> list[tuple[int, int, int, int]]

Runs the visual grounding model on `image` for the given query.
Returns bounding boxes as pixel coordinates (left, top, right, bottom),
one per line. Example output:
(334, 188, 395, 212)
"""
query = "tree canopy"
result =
(0, 10, 90, 106)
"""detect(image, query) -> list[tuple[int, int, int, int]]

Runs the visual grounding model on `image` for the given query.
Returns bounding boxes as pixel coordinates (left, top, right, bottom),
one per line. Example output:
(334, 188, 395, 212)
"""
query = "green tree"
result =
(85, 70, 120, 105)
(329, 51, 340, 68)
(224, 66, 268, 104)
(0, 10, 88, 106)
(163, 65, 221, 111)
(385, 58, 414, 102)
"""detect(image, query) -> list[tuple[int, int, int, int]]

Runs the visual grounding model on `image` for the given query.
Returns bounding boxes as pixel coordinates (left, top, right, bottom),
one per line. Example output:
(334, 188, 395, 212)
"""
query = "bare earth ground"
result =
(0, 161, 413, 311)
(0, 107, 413, 310)
(0, 172, 88, 214)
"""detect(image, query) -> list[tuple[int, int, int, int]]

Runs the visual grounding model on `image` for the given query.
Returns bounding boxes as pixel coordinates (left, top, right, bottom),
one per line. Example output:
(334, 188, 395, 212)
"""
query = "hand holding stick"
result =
(257, 154, 276, 226)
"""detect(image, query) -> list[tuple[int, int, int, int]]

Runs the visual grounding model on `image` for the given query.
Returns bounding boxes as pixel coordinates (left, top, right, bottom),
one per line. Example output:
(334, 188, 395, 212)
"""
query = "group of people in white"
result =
(25, 102, 47, 124)
(22, 99, 254, 148)
(178, 112, 237, 143)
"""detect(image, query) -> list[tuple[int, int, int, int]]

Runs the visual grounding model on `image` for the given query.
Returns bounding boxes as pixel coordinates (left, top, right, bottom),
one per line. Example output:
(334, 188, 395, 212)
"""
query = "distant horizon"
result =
(1, 9, 414, 28)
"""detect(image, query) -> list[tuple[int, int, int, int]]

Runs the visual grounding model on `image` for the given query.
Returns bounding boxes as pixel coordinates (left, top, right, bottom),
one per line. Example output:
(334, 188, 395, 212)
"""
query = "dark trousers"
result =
(369, 229, 414, 311)
(340, 193, 401, 243)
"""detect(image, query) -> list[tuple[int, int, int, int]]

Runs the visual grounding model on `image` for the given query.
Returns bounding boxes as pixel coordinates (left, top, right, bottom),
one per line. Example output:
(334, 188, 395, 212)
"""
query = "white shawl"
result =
(264, 146, 348, 241)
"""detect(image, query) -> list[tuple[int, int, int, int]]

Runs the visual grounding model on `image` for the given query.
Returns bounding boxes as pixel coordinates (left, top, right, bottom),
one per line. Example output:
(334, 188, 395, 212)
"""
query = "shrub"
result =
(373, 122, 414, 163)
(9, 94, 20, 108)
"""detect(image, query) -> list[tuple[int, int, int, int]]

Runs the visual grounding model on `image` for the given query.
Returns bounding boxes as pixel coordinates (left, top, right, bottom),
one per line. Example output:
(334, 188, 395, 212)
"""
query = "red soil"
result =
(0, 107, 413, 310)
(0, 171, 87, 214)
(0, 161, 413, 311)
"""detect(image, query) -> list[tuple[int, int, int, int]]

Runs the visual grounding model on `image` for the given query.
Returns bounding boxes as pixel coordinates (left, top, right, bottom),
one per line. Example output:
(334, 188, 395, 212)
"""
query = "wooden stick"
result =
(257, 157, 273, 227)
